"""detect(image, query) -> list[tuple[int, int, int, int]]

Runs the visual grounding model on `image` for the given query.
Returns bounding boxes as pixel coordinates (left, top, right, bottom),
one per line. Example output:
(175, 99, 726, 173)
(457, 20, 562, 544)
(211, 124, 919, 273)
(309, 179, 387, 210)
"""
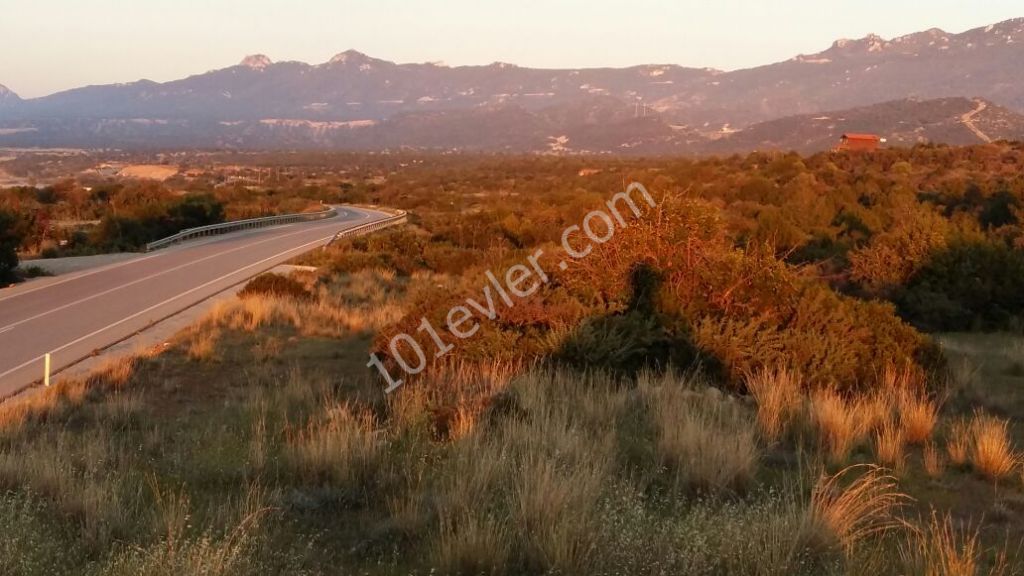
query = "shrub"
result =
(896, 241, 1024, 332)
(0, 209, 26, 283)
(238, 273, 313, 302)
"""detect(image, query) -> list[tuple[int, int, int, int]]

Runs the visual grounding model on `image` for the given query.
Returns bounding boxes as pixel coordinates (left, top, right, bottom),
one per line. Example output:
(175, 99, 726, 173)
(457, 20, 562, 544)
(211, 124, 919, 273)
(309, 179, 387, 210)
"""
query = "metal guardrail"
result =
(144, 205, 338, 252)
(324, 209, 408, 247)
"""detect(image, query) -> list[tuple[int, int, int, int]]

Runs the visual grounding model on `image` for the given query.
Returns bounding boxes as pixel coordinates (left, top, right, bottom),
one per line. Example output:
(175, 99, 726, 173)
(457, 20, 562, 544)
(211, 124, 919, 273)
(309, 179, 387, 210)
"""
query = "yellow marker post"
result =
(44, 353, 51, 387)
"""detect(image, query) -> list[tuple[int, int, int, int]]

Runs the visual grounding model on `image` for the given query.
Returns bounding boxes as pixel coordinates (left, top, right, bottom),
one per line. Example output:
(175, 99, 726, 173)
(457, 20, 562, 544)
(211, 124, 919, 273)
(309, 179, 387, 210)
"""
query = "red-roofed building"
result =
(834, 133, 884, 152)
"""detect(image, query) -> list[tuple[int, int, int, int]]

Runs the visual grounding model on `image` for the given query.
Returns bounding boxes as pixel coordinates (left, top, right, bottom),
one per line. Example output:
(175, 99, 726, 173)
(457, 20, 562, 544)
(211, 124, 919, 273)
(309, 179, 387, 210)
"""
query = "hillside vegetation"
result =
(3, 144, 1024, 574)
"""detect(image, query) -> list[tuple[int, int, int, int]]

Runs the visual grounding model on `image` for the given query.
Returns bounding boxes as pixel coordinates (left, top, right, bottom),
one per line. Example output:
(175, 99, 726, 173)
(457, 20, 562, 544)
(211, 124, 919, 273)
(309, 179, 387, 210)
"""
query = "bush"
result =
(0, 210, 26, 283)
(896, 241, 1024, 331)
(238, 273, 313, 302)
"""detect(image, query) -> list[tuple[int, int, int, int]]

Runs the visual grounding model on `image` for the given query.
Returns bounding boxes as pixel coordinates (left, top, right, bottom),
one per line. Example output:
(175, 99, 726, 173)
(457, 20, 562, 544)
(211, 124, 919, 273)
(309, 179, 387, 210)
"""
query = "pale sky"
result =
(0, 0, 1020, 98)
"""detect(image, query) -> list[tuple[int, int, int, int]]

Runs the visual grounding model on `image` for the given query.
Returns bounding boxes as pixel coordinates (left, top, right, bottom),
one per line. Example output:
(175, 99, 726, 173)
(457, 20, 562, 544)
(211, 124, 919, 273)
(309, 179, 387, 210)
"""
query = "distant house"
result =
(834, 133, 885, 152)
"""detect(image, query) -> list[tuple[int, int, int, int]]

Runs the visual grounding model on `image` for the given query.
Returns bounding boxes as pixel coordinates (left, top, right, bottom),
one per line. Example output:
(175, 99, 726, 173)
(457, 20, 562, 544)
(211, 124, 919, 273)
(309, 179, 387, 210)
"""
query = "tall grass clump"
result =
(806, 465, 907, 555)
(287, 403, 382, 496)
(810, 388, 863, 464)
(946, 418, 971, 467)
(897, 389, 939, 446)
(873, 420, 906, 472)
(923, 443, 945, 479)
(644, 381, 759, 494)
(897, 511, 1008, 576)
(968, 411, 1016, 481)
(185, 326, 220, 362)
(745, 367, 802, 442)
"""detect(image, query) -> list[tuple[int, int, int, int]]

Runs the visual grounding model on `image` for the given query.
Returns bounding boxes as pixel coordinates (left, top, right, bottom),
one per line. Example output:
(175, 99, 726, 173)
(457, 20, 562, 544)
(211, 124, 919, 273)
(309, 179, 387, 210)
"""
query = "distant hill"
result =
(1, 18, 1024, 152)
(712, 97, 1024, 154)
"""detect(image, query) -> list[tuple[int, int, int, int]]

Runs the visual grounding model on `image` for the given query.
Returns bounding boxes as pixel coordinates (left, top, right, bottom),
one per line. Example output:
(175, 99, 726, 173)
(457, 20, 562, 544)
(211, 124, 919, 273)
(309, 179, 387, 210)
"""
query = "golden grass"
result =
(0, 355, 142, 434)
(897, 389, 939, 446)
(810, 388, 864, 464)
(873, 420, 906, 472)
(201, 269, 409, 339)
(745, 367, 802, 442)
(947, 418, 972, 467)
(807, 465, 907, 555)
(968, 411, 1017, 481)
(387, 359, 520, 440)
(896, 511, 1010, 576)
(185, 326, 220, 362)
(923, 443, 945, 479)
(853, 392, 895, 439)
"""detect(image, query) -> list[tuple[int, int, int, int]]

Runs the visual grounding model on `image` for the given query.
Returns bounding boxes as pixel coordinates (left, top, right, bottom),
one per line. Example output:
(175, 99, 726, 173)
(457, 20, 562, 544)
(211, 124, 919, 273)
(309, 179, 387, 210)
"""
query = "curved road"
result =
(0, 205, 392, 398)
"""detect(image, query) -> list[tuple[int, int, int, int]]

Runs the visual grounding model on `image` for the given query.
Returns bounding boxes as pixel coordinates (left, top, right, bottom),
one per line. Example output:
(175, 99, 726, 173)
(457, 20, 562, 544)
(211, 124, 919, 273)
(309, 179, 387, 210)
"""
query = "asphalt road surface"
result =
(0, 205, 391, 399)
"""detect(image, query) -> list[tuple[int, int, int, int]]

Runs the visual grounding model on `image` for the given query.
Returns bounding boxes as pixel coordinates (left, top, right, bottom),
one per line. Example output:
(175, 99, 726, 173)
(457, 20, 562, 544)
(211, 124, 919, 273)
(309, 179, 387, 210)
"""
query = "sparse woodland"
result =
(4, 143, 1024, 574)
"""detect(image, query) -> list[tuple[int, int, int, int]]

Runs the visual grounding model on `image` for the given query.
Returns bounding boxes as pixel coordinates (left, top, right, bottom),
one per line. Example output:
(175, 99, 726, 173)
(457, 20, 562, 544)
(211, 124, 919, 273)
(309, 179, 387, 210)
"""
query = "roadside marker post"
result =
(44, 353, 51, 387)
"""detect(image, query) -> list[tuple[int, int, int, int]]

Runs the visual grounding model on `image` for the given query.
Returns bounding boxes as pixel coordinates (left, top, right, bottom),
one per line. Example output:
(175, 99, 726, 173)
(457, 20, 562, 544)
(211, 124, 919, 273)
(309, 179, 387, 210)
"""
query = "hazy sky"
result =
(1, 0, 1020, 98)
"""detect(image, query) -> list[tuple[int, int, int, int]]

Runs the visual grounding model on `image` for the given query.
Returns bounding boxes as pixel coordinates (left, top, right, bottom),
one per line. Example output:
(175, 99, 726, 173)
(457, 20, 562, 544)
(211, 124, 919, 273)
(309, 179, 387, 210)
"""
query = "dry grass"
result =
(186, 327, 220, 362)
(853, 392, 895, 439)
(510, 451, 610, 572)
(807, 465, 907, 555)
(923, 443, 945, 479)
(0, 355, 142, 434)
(287, 403, 382, 490)
(897, 511, 1008, 576)
(644, 381, 759, 493)
(425, 369, 625, 575)
(745, 367, 802, 442)
(201, 269, 408, 338)
(388, 359, 519, 440)
(874, 420, 907, 472)
(810, 388, 864, 464)
(897, 389, 939, 446)
(0, 429, 138, 547)
(968, 411, 1017, 481)
(434, 510, 511, 576)
(103, 482, 270, 576)
(947, 418, 972, 467)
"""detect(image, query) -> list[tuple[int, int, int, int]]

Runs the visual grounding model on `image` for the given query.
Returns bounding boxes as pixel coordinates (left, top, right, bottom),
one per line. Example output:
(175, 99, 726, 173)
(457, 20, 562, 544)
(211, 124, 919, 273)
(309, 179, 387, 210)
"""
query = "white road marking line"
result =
(0, 230, 343, 381)
(0, 218, 344, 332)
(0, 252, 168, 304)
(0, 224, 295, 305)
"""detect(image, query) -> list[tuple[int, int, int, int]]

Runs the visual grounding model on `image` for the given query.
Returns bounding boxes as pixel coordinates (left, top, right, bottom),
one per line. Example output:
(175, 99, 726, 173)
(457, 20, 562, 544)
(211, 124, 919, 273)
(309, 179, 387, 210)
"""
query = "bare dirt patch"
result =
(118, 164, 180, 181)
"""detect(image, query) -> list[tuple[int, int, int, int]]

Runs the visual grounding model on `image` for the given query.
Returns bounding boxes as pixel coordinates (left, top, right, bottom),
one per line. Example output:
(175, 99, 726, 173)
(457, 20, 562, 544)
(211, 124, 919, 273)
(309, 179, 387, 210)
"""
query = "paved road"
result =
(0, 205, 391, 398)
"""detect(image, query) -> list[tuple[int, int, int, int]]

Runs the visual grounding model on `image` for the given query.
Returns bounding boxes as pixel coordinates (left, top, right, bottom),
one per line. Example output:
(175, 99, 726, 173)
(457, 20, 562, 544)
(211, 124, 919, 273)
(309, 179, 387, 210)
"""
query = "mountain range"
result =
(2, 18, 1024, 153)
